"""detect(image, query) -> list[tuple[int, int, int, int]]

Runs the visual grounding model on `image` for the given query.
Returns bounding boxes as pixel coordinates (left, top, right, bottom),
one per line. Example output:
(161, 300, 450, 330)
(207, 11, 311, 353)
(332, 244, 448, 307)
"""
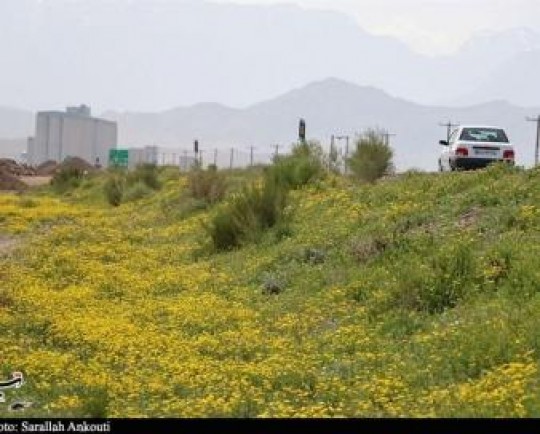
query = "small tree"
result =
(347, 129, 394, 183)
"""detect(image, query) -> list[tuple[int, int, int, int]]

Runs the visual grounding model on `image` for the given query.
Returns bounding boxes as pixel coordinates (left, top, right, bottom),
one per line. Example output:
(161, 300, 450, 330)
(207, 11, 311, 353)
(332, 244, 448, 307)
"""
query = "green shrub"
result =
(0, 289, 12, 308)
(347, 129, 394, 183)
(51, 167, 84, 193)
(127, 163, 161, 190)
(204, 143, 323, 251)
(18, 197, 38, 208)
(81, 388, 109, 418)
(103, 175, 124, 207)
(205, 206, 244, 251)
(267, 141, 325, 190)
(426, 243, 477, 313)
(123, 181, 153, 202)
(205, 180, 288, 251)
(384, 243, 479, 315)
(159, 166, 182, 183)
(188, 167, 227, 204)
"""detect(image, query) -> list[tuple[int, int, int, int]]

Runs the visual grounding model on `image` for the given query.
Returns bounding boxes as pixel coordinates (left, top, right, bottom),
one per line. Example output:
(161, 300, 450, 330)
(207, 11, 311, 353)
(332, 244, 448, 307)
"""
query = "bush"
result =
(81, 388, 109, 418)
(267, 141, 325, 190)
(51, 167, 85, 193)
(188, 167, 227, 204)
(347, 129, 394, 183)
(103, 175, 124, 207)
(205, 142, 323, 251)
(127, 163, 161, 190)
(123, 181, 153, 202)
(387, 243, 478, 314)
(205, 180, 288, 251)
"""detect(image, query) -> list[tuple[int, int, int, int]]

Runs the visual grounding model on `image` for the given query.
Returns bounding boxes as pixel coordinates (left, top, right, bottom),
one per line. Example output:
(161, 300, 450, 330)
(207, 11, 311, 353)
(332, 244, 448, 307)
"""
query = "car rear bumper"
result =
(452, 157, 514, 170)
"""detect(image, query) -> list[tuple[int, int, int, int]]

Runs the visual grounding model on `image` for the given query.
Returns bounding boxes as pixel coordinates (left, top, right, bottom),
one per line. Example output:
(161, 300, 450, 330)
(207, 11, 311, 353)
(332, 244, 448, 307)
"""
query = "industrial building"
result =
(127, 146, 159, 169)
(27, 105, 117, 167)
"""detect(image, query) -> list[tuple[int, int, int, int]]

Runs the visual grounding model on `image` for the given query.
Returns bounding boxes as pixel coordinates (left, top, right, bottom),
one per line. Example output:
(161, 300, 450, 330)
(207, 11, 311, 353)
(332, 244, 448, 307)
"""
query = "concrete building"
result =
(28, 105, 117, 167)
(127, 146, 159, 169)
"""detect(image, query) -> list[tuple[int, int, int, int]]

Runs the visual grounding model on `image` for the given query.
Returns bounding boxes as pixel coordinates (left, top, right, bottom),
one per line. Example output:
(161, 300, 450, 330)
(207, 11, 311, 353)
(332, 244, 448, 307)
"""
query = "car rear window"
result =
(460, 128, 509, 143)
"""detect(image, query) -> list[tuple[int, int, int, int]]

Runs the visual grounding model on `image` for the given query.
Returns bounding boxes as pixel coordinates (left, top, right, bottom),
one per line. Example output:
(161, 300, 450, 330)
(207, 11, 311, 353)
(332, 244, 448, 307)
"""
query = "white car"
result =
(438, 126, 515, 172)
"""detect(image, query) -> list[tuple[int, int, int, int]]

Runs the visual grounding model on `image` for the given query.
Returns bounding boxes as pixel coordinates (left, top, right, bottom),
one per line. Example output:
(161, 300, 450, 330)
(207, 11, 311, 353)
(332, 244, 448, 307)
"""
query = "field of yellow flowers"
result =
(1, 164, 540, 417)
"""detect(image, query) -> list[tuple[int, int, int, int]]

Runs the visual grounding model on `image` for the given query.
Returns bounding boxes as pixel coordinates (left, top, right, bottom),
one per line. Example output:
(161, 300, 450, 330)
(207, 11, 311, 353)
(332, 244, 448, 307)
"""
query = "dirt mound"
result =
(0, 170, 28, 191)
(0, 159, 36, 176)
(36, 160, 59, 176)
(58, 157, 96, 173)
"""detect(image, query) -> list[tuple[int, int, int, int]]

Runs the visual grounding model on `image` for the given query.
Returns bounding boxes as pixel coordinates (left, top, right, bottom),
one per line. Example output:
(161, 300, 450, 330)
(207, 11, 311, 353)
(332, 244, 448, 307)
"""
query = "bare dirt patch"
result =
(19, 176, 52, 187)
(0, 235, 18, 257)
(0, 171, 28, 191)
(457, 207, 482, 229)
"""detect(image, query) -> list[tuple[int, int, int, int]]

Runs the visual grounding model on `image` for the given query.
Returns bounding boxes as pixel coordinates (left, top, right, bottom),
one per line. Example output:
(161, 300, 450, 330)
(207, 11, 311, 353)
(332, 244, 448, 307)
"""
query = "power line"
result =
(527, 115, 540, 167)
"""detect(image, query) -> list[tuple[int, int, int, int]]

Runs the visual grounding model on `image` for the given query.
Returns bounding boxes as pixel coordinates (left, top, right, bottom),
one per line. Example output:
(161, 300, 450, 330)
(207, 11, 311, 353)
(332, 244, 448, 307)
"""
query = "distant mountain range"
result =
(3, 78, 538, 171)
(1, 0, 540, 110)
(102, 79, 540, 171)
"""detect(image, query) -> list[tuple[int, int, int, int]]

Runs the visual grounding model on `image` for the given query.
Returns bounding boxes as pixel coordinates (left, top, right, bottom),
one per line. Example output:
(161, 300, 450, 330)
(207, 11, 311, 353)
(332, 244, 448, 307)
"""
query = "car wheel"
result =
(438, 160, 444, 172)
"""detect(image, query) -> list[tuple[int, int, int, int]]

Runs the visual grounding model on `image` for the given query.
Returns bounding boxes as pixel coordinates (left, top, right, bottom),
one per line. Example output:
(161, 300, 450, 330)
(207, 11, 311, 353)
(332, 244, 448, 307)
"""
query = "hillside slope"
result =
(1, 165, 540, 417)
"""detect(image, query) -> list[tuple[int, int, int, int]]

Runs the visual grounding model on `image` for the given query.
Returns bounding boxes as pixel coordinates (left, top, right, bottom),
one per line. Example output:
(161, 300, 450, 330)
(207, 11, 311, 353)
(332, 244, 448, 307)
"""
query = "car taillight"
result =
(503, 150, 515, 160)
(456, 147, 469, 157)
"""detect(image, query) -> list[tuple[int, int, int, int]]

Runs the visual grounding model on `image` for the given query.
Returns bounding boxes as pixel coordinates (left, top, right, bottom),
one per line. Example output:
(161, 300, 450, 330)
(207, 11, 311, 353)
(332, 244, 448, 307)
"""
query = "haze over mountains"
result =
(2, 79, 538, 171)
(1, 0, 540, 110)
(103, 79, 540, 171)
(1, 0, 540, 170)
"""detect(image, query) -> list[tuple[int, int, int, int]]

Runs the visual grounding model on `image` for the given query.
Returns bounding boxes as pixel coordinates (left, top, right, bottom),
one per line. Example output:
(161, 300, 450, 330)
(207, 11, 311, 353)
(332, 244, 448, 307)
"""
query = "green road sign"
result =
(109, 149, 129, 167)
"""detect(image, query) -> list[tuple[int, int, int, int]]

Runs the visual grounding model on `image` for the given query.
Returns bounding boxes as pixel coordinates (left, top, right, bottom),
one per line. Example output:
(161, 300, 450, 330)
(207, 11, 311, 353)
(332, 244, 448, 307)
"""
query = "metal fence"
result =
(127, 146, 279, 171)
(124, 140, 357, 172)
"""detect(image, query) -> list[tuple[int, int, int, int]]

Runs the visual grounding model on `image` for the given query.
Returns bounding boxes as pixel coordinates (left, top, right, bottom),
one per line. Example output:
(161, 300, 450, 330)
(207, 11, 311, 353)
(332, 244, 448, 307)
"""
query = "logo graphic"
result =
(0, 372, 24, 390)
(0, 372, 32, 412)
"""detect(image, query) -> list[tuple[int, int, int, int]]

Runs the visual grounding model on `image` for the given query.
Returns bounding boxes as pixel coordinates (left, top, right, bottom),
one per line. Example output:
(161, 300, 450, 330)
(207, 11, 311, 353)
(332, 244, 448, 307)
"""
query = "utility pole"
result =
(248, 146, 256, 167)
(439, 121, 460, 143)
(330, 135, 335, 170)
(230, 148, 234, 170)
(213, 149, 218, 167)
(335, 135, 350, 174)
(381, 132, 396, 146)
(527, 115, 540, 166)
(273, 144, 280, 158)
(336, 135, 350, 158)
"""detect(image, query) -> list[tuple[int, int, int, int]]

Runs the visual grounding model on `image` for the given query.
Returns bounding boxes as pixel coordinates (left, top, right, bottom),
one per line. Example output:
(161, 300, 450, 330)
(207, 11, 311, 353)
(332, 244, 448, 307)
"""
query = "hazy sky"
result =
(1, 0, 539, 111)
(213, 0, 540, 54)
